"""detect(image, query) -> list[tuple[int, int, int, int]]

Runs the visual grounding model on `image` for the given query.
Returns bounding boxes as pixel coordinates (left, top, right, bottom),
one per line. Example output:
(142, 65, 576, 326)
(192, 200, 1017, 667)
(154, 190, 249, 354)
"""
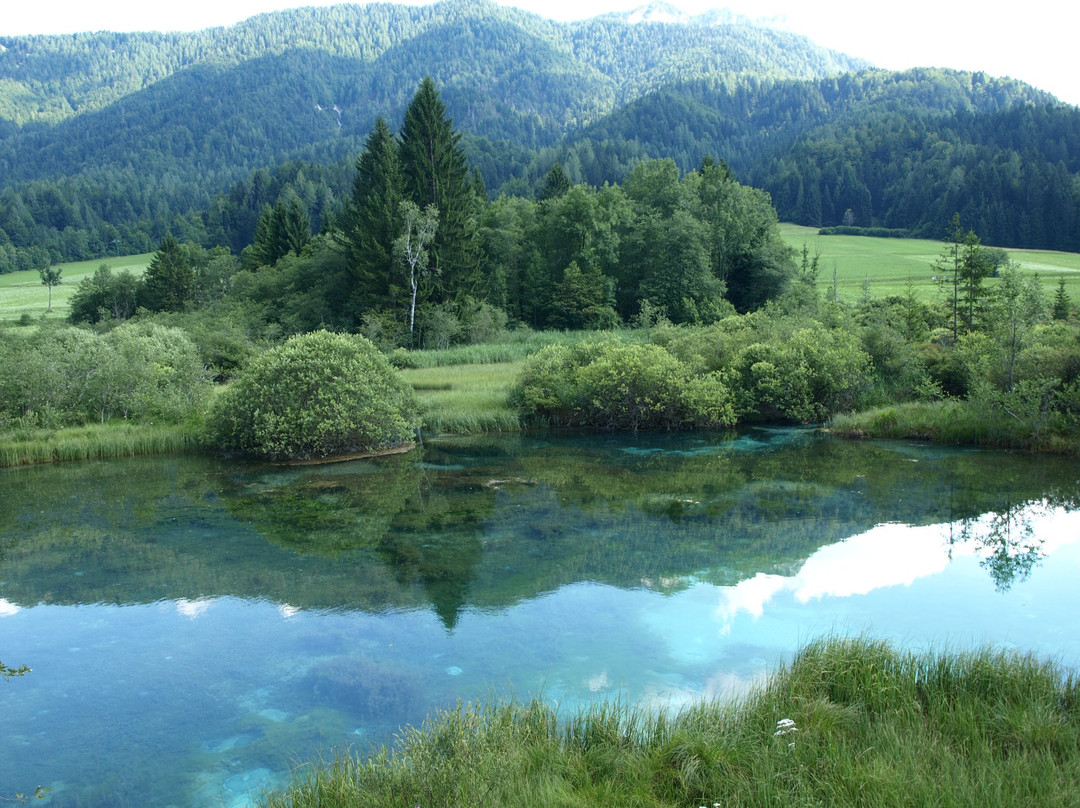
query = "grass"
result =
(390, 328, 644, 369)
(0, 253, 153, 323)
(0, 422, 201, 466)
(260, 636, 1080, 808)
(405, 362, 523, 434)
(779, 223, 1080, 303)
(828, 400, 1080, 455)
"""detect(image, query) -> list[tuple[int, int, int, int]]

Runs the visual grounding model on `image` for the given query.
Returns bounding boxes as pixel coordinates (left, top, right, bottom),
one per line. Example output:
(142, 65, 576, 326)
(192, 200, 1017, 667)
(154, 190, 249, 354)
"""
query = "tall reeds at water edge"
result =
(0, 423, 200, 466)
(262, 636, 1079, 808)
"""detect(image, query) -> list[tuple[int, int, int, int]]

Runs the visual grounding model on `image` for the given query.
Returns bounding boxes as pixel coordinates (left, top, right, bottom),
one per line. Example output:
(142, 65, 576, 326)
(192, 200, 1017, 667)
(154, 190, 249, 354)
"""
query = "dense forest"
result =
(2, 0, 1078, 273)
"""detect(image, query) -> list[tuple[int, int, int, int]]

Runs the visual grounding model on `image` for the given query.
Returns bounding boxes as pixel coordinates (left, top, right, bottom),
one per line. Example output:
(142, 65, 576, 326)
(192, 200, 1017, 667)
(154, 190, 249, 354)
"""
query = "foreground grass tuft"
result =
(261, 637, 1079, 808)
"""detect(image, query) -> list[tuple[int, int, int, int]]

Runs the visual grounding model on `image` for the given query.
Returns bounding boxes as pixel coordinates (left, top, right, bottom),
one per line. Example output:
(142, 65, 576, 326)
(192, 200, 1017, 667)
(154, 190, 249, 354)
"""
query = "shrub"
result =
(207, 330, 420, 460)
(728, 327, 874, 422)
(509, 337, 736, 431)
(0, 322, 208, 427)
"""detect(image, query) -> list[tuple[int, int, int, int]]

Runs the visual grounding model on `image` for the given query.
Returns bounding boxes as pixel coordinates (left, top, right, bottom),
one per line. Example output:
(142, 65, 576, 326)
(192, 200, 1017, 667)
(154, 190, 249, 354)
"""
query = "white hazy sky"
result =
(4, 0, 1079, 107)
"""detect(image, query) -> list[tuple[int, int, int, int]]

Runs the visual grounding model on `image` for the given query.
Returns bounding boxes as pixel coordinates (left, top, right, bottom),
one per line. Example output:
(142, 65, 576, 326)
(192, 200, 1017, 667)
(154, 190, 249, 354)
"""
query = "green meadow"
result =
(778, 223, 1080, 302)
(0, 253, 153, 323)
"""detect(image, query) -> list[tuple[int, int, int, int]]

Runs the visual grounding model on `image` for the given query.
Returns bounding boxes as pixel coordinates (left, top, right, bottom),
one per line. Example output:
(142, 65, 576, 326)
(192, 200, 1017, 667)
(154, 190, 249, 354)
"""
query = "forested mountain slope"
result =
(1, 0, 1078, 268)
(542, 68, 1080, 250)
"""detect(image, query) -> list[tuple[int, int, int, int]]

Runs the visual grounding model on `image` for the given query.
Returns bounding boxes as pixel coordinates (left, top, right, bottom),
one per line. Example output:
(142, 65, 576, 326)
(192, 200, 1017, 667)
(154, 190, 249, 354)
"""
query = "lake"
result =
(1, 428, 1077, 807)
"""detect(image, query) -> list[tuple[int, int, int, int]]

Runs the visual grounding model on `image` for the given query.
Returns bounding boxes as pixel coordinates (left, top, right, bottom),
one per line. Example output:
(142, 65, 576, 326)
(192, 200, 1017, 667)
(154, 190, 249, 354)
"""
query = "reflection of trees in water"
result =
(1, 436, 1076, 614)
(954, 502, 1047, 592)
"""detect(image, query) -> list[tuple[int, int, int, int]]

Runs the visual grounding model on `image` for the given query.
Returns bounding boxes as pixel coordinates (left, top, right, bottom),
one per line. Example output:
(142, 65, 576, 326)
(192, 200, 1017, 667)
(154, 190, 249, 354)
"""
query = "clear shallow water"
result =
(0, 429, 1077, 807)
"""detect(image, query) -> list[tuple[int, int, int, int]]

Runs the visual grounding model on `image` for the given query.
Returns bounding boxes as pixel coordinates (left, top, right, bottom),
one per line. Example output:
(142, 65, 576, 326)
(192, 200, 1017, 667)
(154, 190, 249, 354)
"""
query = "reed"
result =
(261, 636, 1080, 808)
(0, 422, 201, 466)
(829, 400, 1080, 454)
(405, 362, 522, 435)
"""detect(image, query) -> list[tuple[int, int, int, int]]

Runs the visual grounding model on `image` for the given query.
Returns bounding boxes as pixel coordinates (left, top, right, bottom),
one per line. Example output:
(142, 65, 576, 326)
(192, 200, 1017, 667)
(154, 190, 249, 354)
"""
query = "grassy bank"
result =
(828, 400, 1080, 455)
(405, 362, 523, 434)
(0, 422, 200, 466)
(261, 636, 1079, 808)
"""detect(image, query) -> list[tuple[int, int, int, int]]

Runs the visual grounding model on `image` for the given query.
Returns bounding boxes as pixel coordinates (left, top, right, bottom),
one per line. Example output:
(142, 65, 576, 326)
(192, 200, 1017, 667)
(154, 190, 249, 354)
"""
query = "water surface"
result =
(1, 429, 1077, 807)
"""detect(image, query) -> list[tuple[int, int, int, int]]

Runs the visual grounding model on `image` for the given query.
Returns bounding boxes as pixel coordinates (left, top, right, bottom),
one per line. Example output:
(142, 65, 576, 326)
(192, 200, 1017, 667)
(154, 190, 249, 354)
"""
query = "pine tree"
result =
(141, 234, 194, 313)
(399, 77, 478, 301)
(338, 117, 403, 310)
(540, 163, 571, 200)
(1052, 277, 1071, 320)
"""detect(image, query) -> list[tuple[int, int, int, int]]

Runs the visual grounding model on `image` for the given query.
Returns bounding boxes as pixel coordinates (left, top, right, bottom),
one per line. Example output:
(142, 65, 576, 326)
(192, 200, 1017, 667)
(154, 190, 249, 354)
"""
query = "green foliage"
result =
(36, 264, 62, 311)
(547, 261, 618, 330)
(140, 234, 194, 313)
(206, 330, 420, 460)
(0, 321, 209, 428)
(250, 191, 311, 268)
(509, 337, 736, 430)
(337, 117, 403, 311)
(400, 77, 479, 300)
(727, 326, 874, 422)
(1053, 277, 1072, 320)
(67, 263, 141, 324)
(0, 661, 30, 679)
(395, 200, 440, 339)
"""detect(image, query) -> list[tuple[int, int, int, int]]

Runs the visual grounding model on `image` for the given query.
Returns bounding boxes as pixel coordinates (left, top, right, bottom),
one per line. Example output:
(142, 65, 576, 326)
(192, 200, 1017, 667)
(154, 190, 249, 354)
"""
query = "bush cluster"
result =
(0, 321, 210, 429)
(510, 323, 877, 430)
(509, 338, 736, 430)
(206, 330, 420, 461)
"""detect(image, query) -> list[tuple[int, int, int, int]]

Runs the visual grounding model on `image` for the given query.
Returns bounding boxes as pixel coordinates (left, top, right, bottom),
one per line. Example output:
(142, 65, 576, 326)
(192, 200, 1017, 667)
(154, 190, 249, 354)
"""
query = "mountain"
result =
(544, 68, 1079, 249)
(0, 0, 1078, 268)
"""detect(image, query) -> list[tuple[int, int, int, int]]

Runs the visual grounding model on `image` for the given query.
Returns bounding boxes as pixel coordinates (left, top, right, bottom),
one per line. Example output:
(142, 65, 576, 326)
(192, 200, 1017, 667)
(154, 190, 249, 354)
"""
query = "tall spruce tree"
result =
(399, 77, 478, 301)
(338, 117, 403, 311)
(141, 234, 194, 313)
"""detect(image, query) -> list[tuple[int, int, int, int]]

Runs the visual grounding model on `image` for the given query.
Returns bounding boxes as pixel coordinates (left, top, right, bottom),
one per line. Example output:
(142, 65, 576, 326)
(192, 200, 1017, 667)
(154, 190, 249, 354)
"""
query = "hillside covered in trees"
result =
(1, 0, 1078, 273)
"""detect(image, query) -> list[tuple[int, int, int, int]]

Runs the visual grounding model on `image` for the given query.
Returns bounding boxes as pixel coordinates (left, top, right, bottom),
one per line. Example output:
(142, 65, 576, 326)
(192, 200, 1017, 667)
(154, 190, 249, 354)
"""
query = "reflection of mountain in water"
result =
(0, 429, 1076, 626)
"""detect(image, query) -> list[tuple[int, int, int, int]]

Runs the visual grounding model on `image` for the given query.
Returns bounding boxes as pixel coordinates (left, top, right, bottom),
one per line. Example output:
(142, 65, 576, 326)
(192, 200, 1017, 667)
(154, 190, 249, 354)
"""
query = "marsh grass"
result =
(390, 329, 644, 369)
(828, 400, 1080, 454)
(0, 422, 200, 466)
(261, 637, 1079, 808)
(405, 362, 522, 434)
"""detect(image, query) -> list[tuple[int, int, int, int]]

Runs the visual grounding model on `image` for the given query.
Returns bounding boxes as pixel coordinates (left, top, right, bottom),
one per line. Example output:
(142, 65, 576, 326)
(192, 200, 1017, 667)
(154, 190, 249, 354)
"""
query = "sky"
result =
(4, 0, 1079, 107)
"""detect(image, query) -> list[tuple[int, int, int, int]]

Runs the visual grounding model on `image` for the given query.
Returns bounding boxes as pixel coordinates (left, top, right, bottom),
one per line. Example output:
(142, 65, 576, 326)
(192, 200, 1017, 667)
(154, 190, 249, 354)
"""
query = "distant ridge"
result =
(0, 0, 1077, 261)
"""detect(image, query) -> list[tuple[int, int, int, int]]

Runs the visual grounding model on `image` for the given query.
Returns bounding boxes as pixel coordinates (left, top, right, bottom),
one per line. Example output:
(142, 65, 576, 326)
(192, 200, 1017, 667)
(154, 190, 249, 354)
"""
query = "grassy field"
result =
(261, 636, 1080, 808)
(0, 253, 153, 323)
(779, 223, 1080, 302)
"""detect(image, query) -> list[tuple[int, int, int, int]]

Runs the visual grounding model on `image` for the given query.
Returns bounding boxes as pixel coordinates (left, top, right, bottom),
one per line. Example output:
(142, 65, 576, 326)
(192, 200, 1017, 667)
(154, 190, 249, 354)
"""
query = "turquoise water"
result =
(0, 429, 1077, 806)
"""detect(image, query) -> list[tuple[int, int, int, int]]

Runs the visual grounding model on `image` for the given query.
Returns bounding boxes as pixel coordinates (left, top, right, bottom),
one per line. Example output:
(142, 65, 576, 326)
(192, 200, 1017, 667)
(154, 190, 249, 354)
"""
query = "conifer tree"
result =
(338, 117, 403, 310)
(399, 77, 478, 301)
(1052, 277, 1071, 320)
(141, 234, 194, 313)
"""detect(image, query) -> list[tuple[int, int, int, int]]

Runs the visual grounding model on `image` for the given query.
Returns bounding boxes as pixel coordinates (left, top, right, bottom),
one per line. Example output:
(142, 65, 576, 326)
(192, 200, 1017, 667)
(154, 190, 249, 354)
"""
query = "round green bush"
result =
(207, 330, 420, 461)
